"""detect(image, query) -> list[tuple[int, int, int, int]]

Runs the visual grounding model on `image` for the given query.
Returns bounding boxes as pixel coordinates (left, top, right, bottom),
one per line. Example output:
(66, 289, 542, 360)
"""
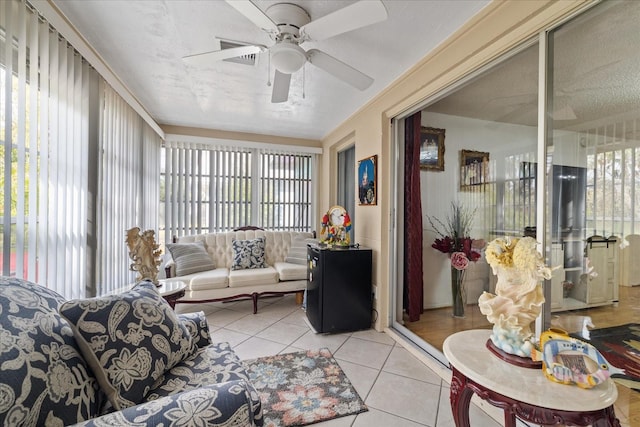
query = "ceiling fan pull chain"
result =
(267, 53, 272, 87)
(302, 65, 306, 99)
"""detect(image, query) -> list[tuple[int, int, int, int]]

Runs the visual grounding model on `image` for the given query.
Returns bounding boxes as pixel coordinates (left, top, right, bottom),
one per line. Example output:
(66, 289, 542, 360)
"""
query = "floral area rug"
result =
(573, 323, 640, 392)
(243, 348, 368, 427)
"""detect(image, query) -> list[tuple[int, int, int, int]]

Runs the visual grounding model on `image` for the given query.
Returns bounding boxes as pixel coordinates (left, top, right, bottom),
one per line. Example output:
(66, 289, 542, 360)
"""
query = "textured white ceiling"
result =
(53, 0, 490, 140)
(429, 1, 640, 136)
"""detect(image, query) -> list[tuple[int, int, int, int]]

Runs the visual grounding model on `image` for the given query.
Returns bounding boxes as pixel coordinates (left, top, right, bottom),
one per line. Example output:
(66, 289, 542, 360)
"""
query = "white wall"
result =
(420, 112, 537, 308)
(319, 0, 586, 330)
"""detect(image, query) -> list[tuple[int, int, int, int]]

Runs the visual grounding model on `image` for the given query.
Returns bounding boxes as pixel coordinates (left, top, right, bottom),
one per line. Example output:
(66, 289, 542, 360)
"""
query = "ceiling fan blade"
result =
(300, 0, 387, 42)
(271, 70, 291, 103)
(307, 49, 373, 91)
(182, 45, 264, 65)
(225, 0, 278, 33)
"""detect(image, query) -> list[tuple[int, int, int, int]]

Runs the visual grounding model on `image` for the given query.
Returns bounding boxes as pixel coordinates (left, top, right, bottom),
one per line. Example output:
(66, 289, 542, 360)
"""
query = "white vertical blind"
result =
(27, 8, 39, 279)
(1, 0, 161, 298)
(259, 149, 313, 231)
(96, 83, 161, 296)
(2, 0, 15, 276)
(142, 124, 161, 232)
(15, 1, 26, 279)
(1, 0, 91, 298)
(164, 141, 255, 238)
(585, 119, 640, 237)
(162, 140, 315, 240)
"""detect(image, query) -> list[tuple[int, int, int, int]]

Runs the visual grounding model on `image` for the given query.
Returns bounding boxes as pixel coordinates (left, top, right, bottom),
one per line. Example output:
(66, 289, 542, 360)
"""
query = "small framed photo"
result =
(358, 155, 377, 205)
(460, 149, 490, 189)
(420, 127, 445, 171)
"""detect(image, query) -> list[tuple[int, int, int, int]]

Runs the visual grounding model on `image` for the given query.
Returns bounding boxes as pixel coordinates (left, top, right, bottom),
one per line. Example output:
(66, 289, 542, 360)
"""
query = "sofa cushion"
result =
(59, 281, 196, 410)
(189, 268, 230, 291)
(285, 236, 315, 265)
(74, 381, 260, 427)
(167, 241, 216, 276)
(0, 277, 102, 426)
(232, 237, 267, 270)
(145, 341, 262, 424)
(229, 266, 279, 288)
(274, 261, 307, 281)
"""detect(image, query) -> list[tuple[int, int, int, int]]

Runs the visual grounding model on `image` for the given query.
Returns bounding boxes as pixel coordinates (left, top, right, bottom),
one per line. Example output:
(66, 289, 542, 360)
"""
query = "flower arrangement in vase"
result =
(428, 202, 484, 317)
(479, 236, 553, 359)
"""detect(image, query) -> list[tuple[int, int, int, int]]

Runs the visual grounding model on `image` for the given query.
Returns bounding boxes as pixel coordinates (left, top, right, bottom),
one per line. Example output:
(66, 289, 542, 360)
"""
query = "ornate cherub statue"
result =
(126, 227, 162, 285)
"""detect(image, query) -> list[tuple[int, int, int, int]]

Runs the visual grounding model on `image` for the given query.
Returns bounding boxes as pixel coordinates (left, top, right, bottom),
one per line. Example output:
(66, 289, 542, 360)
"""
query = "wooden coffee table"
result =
(443, 329, 620, 427)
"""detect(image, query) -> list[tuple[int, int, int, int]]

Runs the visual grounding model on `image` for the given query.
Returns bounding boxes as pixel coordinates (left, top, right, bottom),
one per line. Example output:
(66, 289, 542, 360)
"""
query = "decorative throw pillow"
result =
(232, 237, 267, 270)
(0, 277, 103, 426)
(166, 240, 215, 276)
(59, 281, 195, 410)
(285, 236, 317, 265)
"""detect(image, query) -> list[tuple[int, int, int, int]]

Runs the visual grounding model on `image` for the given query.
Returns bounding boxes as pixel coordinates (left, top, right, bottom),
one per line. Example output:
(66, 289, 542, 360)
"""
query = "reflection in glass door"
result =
(391, 0, 640, 356)
(389, 1, 640, 420)
(393, 41, 540, 353)
(547, 1, 640, 336)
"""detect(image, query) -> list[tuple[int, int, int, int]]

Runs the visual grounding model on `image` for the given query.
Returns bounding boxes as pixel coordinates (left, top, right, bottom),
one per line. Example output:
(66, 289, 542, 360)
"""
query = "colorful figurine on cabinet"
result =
(320, 206, 351, 246)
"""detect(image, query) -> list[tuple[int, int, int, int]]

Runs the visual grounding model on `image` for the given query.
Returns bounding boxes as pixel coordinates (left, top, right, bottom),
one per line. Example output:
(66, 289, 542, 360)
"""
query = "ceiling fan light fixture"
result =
(270, 42, 307, 74)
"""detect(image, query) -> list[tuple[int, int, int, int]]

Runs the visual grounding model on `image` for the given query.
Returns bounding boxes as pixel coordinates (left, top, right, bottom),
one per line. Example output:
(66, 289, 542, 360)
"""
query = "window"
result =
(584, 124, 640, 237)
(259, 151, 314, 231)
(97, 84, 161, 296)
(503, 153, 537, 234)
(1, 0, 161, 298)
(161, 139, 316, 241)
(1, 1, 93, 298)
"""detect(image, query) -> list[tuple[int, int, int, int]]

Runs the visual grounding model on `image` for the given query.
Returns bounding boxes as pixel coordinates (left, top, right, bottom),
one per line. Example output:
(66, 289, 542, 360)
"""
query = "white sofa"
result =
(164, 229, 315, 313)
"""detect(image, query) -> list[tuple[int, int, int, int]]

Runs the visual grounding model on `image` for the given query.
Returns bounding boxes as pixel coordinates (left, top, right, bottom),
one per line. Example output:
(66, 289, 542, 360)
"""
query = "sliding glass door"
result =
(391, 41, 540, 358)
(390, 0, 640, 367)
(546, 2, 640, 345)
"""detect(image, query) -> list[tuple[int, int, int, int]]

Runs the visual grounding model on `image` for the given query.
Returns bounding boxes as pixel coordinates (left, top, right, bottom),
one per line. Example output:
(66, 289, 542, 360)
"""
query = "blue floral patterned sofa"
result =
(0, 277, 263, 426)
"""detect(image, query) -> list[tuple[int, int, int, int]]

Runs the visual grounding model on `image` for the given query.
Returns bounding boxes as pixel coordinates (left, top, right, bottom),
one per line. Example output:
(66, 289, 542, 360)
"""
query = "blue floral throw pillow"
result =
(232, 237, 268, 270)
(0, 277, 102, 426)
(59, 281, 195, 410)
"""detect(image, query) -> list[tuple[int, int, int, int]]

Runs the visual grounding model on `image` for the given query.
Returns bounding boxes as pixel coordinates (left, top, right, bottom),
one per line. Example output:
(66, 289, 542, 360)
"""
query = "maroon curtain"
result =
(403, 112, 424, 322)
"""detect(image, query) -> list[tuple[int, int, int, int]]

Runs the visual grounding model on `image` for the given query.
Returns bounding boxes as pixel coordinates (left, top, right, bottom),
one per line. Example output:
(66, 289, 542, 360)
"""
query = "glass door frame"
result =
(387, 3, 600, 358)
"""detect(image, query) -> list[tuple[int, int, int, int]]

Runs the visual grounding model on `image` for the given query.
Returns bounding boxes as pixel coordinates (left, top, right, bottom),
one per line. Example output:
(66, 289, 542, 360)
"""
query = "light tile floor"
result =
(176, 295, 501, 427)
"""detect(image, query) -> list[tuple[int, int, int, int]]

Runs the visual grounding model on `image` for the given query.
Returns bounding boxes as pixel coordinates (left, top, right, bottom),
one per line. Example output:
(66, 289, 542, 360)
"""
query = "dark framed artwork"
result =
(419, 127, 445, 171)
(358, 155, 377, 205)
(460, 149, 490, 189)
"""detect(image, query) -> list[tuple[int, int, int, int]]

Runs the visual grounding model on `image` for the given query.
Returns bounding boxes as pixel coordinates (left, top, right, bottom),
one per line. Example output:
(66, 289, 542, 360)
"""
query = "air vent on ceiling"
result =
(220, 40, 257, 66)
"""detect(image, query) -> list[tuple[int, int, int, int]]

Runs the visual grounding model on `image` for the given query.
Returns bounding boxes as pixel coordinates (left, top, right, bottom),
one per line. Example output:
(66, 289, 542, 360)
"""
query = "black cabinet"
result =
(306, 245, 372, 333)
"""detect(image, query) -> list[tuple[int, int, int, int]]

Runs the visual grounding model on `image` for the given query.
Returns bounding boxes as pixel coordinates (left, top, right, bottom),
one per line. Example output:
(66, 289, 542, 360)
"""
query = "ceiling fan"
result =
(182, 0, 388, 103)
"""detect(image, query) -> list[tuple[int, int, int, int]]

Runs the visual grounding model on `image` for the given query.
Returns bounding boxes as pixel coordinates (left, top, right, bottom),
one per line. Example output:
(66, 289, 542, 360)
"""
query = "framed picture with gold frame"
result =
(358, 155, 377, 205)
(460, 149, 490, 189)
(419, 127, 445, 171)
